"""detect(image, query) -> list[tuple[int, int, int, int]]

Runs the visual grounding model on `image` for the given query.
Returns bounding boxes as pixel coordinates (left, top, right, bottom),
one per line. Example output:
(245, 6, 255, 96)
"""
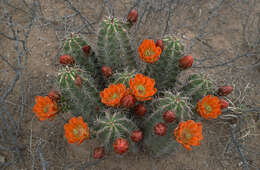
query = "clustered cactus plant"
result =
(32, 9, 234, 159)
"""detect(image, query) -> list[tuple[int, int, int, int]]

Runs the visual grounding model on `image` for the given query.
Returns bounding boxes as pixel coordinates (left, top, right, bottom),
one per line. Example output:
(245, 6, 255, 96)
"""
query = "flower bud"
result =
(48, 90, 60, 101)
(163, 110, 176, 123)
(93, 147, 104, 159)
(131, 130, 143, 142)
(82, 45, 91, 57)
(218, 86, 233, 96)
(156, 40, 164, 51)
(179, 55, 193, 69)
(127, 9, 138, 24)
(121, 94, 136, 108)
(135, 104, 147, 116)
(220, 99, 229, 109)
(59, 55, 75, 65)
(101, 66, 112, 77)
(154, 123, 167, 136)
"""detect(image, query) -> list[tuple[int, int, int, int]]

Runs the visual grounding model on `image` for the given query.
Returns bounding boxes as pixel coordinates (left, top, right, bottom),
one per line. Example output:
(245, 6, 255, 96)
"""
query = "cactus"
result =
(145, 36, 184, 90)
(95, 109, 138, 152)
(57, 66, 101, 124)
(36, 10, 235, 158)
(181, 73, 213, 103)
(111, 68, 136, 86)
(63, 33, 97, 74)
(97, 17, 136, 70)
(142, 91, 192, 157)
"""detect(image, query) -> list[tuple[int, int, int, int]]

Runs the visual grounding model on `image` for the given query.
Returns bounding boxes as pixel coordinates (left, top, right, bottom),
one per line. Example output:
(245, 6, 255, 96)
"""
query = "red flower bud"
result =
(59, 55, 75, 65)
(75, 76, 83, 87)
(156, 40, 164, 51)
(113, 138, 129, 155)
(154, 123, 167, 136)
(131, 130, 143, 142)
(179, 55, 193, 69)
(163, 110, 176, 123)
(121, 94, 136, 108)
(101, 66, 112, 77)
(93, 147, 104, 159)
(82, 45, 91, 57)
(220, 99, 229, 109)
(135, 104, 147, 116)
(218, 86, 233, 96)
(127, 9, 138, 24)
(48, 90, 60, 101)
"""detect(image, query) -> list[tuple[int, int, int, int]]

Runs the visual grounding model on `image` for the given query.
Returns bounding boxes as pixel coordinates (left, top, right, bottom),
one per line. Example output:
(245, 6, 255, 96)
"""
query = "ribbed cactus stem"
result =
(146, 36, 184, 90)
(181, 73, 213, 104)
(146, 91, 192, 122)
(97, 17, 136, 70)
(63, 33, 96, 73)
(111, 69, 136, 86)
(95, 110, 138, 151)
(57, 66, 101, 124)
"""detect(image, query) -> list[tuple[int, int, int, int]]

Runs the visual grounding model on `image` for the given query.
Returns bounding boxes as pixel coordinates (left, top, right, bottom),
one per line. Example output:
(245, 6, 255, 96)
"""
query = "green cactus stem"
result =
(63, 33, 96, 74)
(97, 17, 136, 70)
(57, 66, 101, 125)
(142, 91, 192, 157)
(181, 73, 213, 104)
(145, 36, 184, 90)
(95, 109, 138, 152)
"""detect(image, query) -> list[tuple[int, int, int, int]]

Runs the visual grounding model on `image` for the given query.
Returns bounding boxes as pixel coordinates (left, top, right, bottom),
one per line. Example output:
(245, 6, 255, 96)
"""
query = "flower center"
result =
(182, 129, 192, 141)
(111, 93, 118, 99)
(144, 48, 155, 57)
(204, 103, 212, 113)
(43, 105, 49, 113)
(136, 85, 146, 95)
(73, 126, 86, 137)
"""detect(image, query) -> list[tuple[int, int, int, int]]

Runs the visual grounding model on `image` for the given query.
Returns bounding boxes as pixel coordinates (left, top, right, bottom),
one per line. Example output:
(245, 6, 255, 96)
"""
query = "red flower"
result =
(179, 55, 193, 69)
(129, 74, 157, 101)
(174, 120, 203, 151)
(33, 96, 58, 121)
(138, 39, 162, 63)
(113, 138, 129, 155)
(60, 55, 75, 65)
(197, 95, 221, 120)
(64, 116, 90, 145)
(154, 123, 167, 136)
(100, 83, 126, 107)
(131, 130, 143, 142)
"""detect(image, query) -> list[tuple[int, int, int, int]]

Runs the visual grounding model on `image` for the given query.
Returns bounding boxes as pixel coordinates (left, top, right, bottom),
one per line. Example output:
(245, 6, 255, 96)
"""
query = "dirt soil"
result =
(1, 0, 260, 170)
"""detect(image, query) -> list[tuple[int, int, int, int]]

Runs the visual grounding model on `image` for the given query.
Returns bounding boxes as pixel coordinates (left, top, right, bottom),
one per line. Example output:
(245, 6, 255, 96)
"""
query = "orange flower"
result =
(64, 116, 90, 145)
(138, 39, 162, 63)
(100, 83, 127, 107)
(129, 74, 157, 101)
(174, 120, 203, 151)
(33, 96, 58, 121)
(197, 95, 221, 120)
